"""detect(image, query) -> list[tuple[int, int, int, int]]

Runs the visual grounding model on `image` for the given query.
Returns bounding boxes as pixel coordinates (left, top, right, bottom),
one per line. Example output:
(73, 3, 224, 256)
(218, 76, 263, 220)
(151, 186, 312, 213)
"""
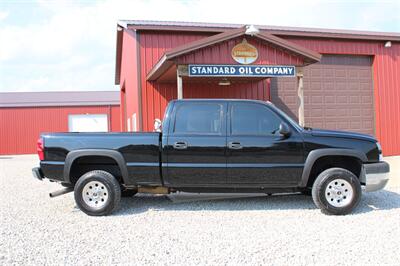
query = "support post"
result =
(177, 72, 183, 99)
(177, 65, 183, 99)
(297, 67, 305, 127)
(176, 65, 188, 99)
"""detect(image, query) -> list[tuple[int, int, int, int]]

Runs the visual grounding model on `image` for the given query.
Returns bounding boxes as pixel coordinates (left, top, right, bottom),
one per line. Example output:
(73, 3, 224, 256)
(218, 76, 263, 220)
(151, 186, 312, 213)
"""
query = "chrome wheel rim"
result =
(325, 179, 354, 208)
(82, 181, 109, 209)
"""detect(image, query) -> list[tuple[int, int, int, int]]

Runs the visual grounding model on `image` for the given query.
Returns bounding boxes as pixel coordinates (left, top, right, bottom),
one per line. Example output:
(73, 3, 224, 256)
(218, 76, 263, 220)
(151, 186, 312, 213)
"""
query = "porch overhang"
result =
(146, 26, 321, 82)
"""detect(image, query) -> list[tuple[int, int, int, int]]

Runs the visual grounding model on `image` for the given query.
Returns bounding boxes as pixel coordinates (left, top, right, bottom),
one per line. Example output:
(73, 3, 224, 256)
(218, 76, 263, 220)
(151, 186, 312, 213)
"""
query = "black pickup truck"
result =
(33, 99, 389, 216)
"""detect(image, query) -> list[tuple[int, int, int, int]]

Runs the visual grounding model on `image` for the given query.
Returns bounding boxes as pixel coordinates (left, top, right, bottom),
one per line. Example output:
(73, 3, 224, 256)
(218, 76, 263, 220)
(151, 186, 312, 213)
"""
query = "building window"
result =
(68, 114, 108, 132)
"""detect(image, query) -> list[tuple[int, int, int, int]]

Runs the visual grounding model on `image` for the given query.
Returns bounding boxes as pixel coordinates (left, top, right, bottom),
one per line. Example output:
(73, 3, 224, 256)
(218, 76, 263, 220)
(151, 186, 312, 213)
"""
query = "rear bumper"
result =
(361, 162, 390, 192)
(32, 167, 44, 181)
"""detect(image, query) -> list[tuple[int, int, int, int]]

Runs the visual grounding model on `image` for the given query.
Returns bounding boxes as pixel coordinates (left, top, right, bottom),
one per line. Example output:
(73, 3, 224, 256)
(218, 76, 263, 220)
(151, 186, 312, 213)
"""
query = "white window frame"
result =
(68, 114, 109, 132)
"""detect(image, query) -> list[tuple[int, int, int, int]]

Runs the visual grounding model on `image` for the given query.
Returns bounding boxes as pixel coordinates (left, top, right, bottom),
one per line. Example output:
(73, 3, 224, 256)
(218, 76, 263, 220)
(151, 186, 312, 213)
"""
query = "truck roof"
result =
(171, 99, 273, 104)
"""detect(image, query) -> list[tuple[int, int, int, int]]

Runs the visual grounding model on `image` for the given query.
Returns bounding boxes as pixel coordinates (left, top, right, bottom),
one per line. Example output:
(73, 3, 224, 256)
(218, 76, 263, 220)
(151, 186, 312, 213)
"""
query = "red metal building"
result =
(0, 91, 120, 155)
(115, 20, 400, 156)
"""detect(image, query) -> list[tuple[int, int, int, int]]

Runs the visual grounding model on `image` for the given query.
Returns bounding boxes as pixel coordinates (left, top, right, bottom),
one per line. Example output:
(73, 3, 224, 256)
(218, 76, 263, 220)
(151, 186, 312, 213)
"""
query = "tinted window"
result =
(174, 103, 223, 134)
(231, 103, 281, 135)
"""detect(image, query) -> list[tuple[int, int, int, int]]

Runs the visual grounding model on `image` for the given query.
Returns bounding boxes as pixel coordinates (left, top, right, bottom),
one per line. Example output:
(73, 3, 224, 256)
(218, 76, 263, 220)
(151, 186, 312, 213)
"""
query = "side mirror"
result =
(154, 118, 162, 132)
(279, 122, 291, 137)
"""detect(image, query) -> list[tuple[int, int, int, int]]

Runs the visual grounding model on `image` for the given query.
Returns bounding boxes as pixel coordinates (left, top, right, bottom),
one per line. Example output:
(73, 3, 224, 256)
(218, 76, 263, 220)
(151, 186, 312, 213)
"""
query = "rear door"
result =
(226, 101, 304, 186)
(164, 101, 227, 186)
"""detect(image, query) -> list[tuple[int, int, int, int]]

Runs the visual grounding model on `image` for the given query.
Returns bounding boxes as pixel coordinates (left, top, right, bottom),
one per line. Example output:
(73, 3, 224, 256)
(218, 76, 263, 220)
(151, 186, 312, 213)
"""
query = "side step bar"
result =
(49, 187, 73, 198)
(50, 186, 169, 198)
(137, 186, 169, 194)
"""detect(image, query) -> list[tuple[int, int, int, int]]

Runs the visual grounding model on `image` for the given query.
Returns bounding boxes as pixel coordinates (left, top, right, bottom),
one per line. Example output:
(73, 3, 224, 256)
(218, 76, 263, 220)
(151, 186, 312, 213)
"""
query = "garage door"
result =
(68, 114, 109, 132)
(271, 55, 374, 135)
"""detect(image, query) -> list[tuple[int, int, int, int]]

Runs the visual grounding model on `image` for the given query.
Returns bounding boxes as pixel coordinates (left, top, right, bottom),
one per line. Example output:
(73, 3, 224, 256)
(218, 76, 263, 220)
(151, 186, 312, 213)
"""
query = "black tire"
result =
(121, 189, 138, 197)
(74, 170, 121, 216)
(312, 167, 361, 215)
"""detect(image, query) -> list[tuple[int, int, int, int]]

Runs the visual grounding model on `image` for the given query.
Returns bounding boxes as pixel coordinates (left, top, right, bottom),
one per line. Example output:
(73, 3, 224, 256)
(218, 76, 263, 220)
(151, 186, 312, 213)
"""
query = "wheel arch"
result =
(300, 149, 367, 188)
(64, 149, 129, 184)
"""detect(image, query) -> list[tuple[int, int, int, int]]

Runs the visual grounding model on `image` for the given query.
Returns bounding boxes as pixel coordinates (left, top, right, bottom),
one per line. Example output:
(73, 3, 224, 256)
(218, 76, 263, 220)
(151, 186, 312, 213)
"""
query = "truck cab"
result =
(162, 100, 304, 188)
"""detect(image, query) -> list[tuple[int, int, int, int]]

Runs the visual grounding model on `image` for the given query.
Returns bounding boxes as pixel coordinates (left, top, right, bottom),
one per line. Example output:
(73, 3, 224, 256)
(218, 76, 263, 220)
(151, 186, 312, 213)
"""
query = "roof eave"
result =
(114, 28, 124, 85)
(122, 20, 400, 42)
(147, 55, 172, 81)
(166, 27, 246, 58)
(147, 27, 247, 81)
(255, 32, 321, 62)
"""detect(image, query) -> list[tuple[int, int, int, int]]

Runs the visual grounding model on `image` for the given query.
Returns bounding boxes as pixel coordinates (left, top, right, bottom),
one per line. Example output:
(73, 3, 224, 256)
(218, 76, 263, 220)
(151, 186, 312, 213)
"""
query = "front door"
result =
(165, 101, 227, 186)
(226, 102, 304, 186)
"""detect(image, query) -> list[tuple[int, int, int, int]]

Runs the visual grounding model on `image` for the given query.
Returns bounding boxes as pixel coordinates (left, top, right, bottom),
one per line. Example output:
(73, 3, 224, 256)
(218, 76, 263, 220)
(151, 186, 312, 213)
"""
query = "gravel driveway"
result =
(1, 155, 399, 265)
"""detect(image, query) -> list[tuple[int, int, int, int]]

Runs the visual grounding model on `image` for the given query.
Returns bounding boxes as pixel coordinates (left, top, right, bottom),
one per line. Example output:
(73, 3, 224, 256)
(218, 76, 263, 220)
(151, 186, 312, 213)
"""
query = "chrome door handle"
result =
(228, 142, 242, 150)
(173, 141, 188, 150)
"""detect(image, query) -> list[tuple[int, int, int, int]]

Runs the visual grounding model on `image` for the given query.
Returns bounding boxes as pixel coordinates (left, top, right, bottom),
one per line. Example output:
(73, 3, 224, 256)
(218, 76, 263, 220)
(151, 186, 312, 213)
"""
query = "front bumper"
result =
(360, 162, 390, 192)
(32, 167, 44, 181)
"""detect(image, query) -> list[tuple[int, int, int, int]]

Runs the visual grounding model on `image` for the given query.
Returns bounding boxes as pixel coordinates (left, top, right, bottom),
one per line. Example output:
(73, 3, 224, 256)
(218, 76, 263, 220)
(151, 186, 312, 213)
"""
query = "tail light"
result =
(37, 138, 44, 161)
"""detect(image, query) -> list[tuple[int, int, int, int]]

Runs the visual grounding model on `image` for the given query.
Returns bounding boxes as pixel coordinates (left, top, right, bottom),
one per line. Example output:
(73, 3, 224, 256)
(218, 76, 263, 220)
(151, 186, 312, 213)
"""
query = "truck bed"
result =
(40, 132, 162, 186)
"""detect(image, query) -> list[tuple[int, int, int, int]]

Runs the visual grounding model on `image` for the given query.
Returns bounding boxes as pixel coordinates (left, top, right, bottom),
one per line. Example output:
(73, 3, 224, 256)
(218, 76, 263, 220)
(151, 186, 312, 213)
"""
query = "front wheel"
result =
(312, 168, 361, 215)
(74, 170, 121, 216)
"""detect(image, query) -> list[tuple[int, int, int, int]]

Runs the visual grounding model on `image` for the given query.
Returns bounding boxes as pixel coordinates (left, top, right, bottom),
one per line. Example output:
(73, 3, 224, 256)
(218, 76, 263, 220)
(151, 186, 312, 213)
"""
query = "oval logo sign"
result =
(231, 39, 258, 65)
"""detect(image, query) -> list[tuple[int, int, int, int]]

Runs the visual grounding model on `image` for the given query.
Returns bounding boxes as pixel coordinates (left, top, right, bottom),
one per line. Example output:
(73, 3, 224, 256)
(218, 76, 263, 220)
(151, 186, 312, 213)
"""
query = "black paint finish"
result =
(38, 99, 381, 193)
(226, 101, 304, 185)
(41, 132, 161, 185)
(302, 129, 379, 162)
(163, 101, 228, 186)
(226, 136, 304, 185)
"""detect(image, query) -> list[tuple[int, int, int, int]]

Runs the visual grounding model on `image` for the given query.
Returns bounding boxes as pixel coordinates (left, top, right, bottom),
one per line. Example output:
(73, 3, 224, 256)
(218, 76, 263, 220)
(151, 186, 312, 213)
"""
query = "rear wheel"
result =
(312, 167, 361, 215)
(74, 170, 121, 216)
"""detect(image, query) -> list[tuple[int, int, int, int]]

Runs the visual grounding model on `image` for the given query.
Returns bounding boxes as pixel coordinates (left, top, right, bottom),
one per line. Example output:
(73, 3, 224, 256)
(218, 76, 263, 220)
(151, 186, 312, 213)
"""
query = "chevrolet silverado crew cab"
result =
(32, 99, 390, 216)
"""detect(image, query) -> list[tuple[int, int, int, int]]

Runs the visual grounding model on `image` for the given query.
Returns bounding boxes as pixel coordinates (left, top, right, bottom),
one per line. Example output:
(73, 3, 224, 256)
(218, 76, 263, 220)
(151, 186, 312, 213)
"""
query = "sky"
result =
(0, 0, 399, 92)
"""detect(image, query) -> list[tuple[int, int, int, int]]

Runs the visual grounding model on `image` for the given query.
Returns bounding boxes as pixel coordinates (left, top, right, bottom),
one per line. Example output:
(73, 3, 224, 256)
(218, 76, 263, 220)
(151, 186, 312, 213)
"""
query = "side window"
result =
(231, 103, 282, 135)
(174, 103, 223, 134)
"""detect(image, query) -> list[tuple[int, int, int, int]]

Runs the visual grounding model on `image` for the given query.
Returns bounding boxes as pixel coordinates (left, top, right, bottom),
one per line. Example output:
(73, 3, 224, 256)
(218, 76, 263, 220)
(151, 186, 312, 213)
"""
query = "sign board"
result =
(188, 64, 296, 77)
(231, 39, 258, 64)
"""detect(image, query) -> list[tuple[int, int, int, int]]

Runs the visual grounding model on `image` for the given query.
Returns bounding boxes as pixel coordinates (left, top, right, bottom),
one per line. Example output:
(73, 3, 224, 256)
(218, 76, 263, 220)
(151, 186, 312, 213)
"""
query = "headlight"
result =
(376, 142, 383, 161)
